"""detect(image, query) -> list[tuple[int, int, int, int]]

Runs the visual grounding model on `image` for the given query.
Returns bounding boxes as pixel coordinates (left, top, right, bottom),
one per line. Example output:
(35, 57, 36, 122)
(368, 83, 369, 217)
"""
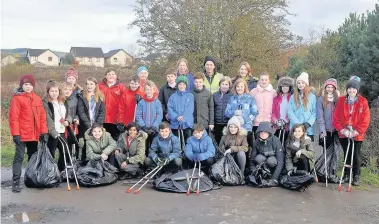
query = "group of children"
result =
(9, 56, 371, 193)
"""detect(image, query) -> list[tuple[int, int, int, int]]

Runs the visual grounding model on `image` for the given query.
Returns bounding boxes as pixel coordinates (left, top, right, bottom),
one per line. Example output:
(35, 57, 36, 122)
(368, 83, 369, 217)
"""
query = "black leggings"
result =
(47, 134, 70, 172)
(339, 138, 362, 176)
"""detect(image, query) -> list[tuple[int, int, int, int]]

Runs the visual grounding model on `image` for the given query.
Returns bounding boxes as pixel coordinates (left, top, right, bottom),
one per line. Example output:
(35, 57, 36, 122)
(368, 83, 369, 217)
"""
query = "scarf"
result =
(327, 93, 334, 102)
(89, 95, 96, 125)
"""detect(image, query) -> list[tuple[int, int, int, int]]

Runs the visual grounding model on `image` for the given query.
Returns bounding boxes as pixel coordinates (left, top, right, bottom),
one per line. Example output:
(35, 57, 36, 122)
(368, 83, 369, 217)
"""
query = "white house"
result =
(104, 49, 133, 67)
(1, 54, 18, 67)
(26, 49, 60, 66)
(70, 47, 104, 67)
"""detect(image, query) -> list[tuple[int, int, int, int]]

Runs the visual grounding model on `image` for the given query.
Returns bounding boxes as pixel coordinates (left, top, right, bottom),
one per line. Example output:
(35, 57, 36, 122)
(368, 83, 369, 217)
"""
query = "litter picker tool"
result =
(338, 138, 355, 192)
(58, 136, 80, 191)
(186, 161, 198, 195)
(126, 165, 164, 194)
(323, 136, 328, 187)
(196, 162, 201, 195)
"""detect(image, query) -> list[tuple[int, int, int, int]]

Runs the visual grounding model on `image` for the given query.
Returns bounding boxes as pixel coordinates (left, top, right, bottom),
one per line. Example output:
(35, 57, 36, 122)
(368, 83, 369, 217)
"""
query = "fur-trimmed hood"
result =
(222, 125, 247, 136)
(276, 76, 294, 94)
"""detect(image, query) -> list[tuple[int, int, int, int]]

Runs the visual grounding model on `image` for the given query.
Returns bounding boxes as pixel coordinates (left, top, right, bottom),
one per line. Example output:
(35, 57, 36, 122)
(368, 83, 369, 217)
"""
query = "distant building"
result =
(1, 54, 17, 67)
(26, 49, 60, 66)
(104, 49, 133, 67)
(70, 47, 104, 67)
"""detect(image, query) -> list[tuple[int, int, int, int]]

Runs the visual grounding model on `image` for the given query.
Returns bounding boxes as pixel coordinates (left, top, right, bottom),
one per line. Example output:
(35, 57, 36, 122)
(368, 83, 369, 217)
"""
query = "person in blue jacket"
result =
(145, 122, 182, 172)
(168, 75, 194, 143)
(136, 80, 163, 155)
(288, 72, 317, 141)
(184, 124, 216, 170)
(224, 78, 258, 132)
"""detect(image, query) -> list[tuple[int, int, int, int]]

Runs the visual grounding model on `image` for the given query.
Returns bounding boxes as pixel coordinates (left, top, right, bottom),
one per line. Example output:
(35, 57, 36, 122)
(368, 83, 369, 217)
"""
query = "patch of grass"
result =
(1, 144, 27, 168)
(357, 168, 379, 190)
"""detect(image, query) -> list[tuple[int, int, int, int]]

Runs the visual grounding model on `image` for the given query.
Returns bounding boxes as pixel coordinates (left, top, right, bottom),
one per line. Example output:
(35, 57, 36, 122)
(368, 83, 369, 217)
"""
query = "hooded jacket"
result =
(219, 126, 248, 153)
(136, 94, 163, 130)
(85, 128, 117, 161)
(192, 87, 214, 127)
(184, 130, 215, 161)
(272, 76, 294, 130)
(285, 136, 315, 172)
(167, 90, 194, 129)
(99, 79, 126, 124)
(251, 122, 284, 181)
(224, 93, 258, 131)
(77, 92, 106, 131)
(116, 130, 148, 164)
(9, 88, 48, 142)
(288, 92, 317, 136)
(333, 94, 370, 141)
(42, 97, 73, 138)
(213, 90, 232, 125)
(316, 92, 339, 134)
(250, 84, 277, 126)
(158, 83, 176, 117)
(118, 87, 143, 126)
(149, 133, 181, 161)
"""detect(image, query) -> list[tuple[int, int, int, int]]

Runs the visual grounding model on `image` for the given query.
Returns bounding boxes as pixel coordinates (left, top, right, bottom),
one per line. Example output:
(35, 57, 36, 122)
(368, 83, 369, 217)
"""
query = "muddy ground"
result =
(1, 166, 379, 224)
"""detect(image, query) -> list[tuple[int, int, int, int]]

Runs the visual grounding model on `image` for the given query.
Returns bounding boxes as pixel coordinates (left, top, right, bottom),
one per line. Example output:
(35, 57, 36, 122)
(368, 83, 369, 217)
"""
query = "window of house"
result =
(113, 57, 118, 62)
(48, 57, 52, 62)
(88, 58, 92, 62)
(97, 58, 100, 62)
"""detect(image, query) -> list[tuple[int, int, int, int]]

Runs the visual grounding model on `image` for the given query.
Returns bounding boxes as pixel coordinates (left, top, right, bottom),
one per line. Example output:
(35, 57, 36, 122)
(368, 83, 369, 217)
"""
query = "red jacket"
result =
(271, 93, 292, 130)
(333, 95, 370, 141)
(9, 89, 48, 142)
(99, 79, 126, 124)
(118, 88, 143, 125)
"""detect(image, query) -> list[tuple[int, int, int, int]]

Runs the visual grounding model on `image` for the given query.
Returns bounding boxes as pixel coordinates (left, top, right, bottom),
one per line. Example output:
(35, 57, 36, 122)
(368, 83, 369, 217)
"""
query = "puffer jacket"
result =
(272, 93, 292, 130)
(192, 87, 214, 127)
(116, 130, 148, 164)
(213, 90, 232, 125)
(65, 93, 79, 121)
(250, 84, 277, 126)
(99, 79, 126, 124)
(42, 97, 73, 138)
(288, 93, 317, 136)
(136, 95, 163, 130)
(224, 93, 258, 131)
(285, 136, 315, 172)
(118, 87, 143, 126)
(77, 92, 106, 131)
(219, 127, 248, 153)
(316, 95, 338, 134)
(149, 133, 181, 161)
(333, 94, 370, 141)
(184, 130, 215, 161)
(167, 90, 194, 129)
(9, 88, 48, 142)
(85, 128, 117, 160)
(232, 76, 259, 91)
(158, 83, 176, 117)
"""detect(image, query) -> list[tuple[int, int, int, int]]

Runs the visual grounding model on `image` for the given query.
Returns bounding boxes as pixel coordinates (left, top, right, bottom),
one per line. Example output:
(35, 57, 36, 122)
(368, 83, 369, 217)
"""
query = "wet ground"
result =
(1, 167, 379, 224)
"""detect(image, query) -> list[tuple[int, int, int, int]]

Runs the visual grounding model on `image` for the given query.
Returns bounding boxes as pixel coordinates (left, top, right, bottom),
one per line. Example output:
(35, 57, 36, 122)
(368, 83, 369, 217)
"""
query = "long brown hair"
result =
(238, 62, 252, 77)
(232, 78, 249, 95)
(45, 80, 65, 103)
(294, 84, 311, 110)
(286, 124, 306, 149)
(84, 76, 104, 103)
(317, 87, 339, 108)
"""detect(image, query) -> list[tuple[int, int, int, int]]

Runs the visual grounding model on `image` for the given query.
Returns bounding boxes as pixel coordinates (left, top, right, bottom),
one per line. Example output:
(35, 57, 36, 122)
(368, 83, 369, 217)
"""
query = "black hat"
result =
(346, 80, 360, 91)
(203, 56, 216, 66)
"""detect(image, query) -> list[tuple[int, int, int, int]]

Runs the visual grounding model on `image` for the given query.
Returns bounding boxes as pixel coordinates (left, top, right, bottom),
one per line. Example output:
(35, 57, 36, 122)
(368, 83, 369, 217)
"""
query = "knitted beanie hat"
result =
(296, 72, 309, 86)
(20, 74, 36, 87)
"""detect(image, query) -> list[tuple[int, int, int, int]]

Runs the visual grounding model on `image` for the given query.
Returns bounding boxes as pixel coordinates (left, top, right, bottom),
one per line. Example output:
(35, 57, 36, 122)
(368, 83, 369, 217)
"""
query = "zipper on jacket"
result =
(30, 94, 37, 140)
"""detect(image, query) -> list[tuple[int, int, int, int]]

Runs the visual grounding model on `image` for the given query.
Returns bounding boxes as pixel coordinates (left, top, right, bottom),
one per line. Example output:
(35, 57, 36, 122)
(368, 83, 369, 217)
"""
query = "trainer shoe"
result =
(352, 175, 360, 186)
(12, 181, 21, 193)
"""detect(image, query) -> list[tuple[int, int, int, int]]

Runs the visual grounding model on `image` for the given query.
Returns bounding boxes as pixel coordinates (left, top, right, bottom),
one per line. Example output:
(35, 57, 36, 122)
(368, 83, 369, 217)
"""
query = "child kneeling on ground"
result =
(145, 122, 182, 172)
(184, 124, 216, 171)
(219, 116, 249, 174)
(250, 121, 284, 186)
(85, 124, 117, 166)
(285, 124, 315, 176)
(115, 122, 148, 179)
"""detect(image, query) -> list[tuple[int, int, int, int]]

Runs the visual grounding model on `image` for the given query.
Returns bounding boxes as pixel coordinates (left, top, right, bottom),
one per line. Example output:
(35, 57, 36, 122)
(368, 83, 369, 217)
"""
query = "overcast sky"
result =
(1, 0, 378, 54)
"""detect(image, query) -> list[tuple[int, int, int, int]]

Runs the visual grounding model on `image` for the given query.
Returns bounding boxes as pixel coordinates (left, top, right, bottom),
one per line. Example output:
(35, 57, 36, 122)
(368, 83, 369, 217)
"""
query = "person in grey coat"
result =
(192, 73, 214, 132)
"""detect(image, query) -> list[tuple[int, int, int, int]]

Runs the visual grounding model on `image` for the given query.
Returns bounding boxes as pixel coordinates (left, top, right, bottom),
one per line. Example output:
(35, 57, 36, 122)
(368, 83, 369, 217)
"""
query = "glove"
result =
(287, 167, 297, 176)
(224, 148, 232, 156)
(116, 123, 126, 132)
(162, 157, 170, 166)
(350, 130, 359, 138)
(267, 179, 278, 187)
(319, 132, 326, 139)
(234, 110, 242, 116)
(135, 94, 141, 103)
(154, 157, 163, 165)
(340, 129, 350, 138)
(296, 150, 302, 158)
(303, 122, 311, 130)
(101, 153, 108, 161)
(39, 134, 49, 143)
(13, 136, 21, 145)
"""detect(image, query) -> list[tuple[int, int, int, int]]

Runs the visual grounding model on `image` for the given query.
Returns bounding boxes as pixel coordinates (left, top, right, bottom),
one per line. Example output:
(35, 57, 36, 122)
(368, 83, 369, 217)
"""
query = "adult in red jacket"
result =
(333, 77, 370, 186)
(9, 74, 48, 193)
(99, 69, 126, 140)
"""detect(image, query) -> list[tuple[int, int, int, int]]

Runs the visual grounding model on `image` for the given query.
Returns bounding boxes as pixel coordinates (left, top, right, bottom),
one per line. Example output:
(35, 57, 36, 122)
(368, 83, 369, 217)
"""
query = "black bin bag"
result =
(315, 135, 341, 183)
(24, 142, 61, 188)
(280, 170, 315, 191)
(209, 154, 245, 185)
(77, 160, 118, 187)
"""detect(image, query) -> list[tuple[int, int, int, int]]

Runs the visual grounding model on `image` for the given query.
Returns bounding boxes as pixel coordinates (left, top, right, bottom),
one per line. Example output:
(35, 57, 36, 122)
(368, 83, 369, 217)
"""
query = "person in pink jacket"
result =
(250, 72, 277, 132)
(272, 76, 294, 144)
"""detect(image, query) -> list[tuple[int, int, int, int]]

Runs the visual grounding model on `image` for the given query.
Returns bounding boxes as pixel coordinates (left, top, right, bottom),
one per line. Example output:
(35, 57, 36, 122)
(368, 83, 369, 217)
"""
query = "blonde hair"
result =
(219, 76, 232, 87)
(45, 80, 65, 103)
(144, 80, 157, 93)
(260, 71, 270, 78)
(176, 58, 189, 74)
(232, 78, 249, 95)
(84, 77, 104, 103)
(61, 82, 73, 90)
(239, 62, 252, 77)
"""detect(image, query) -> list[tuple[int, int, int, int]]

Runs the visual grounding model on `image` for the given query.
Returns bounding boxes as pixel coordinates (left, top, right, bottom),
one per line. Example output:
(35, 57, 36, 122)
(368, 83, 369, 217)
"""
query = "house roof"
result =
(27, 49, 59, 58)
(70, 47, 104, 58)
(1, 54, 16, 59)
(104, 49, 131, 58)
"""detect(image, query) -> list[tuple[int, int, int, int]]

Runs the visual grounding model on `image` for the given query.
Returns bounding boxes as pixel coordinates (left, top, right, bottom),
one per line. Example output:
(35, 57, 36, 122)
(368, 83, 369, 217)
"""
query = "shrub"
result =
(362, 108, 379, 170)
